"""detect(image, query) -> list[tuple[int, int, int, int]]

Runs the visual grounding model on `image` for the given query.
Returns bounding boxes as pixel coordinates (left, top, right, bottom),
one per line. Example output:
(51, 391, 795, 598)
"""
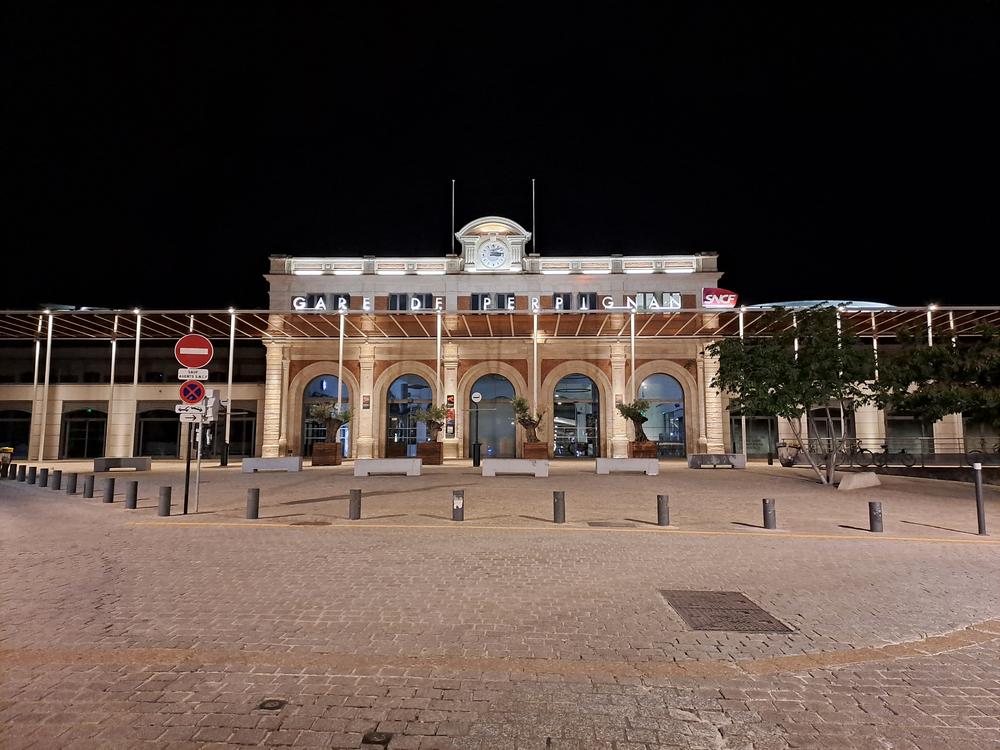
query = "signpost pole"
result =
(195, 422, 203, 513)
(222, 311, 236, 466)
(183, 425, 192, 515)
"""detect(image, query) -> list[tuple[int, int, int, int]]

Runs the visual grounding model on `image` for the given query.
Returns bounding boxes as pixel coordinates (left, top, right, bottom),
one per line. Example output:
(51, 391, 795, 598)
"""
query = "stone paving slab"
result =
(2, 464, 999, 748)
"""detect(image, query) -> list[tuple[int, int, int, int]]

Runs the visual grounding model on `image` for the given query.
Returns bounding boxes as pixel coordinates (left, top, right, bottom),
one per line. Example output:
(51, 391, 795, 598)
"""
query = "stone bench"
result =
(354, 458, 421, 477)
(687, 453, 746, 469)
(242, 457, 303, 473)
(596, 458, 659, 476)
(93, 457, 152, 472)
(481, 458, 549, 478)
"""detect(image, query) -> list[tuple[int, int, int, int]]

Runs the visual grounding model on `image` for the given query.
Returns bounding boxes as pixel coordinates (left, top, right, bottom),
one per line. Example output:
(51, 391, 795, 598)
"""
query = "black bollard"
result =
(657, 494, 670, 527)
(762, 498, 776, 529)
(349, 488, 362, 520)
(157, 487, 171, 517)
(51, 470, 62, 491)
(4, 463, 12, 479)
(452, 489, 465, 522)
(38, 468, 49, 487)
(1, 462, 8, 479)
(17, 464, 26, 482)
(27, 466, 37, 484)
(246, 488, 260, 519)
(125, 480, 138, 509)
(83, 475, 94, 498)
(65, 472, 78, 495)
(972, 462, 987, 536)
(868, 501, 883, 533)
(767, 451, 774, 466)
(103, 477, 115, 503)
(553, 491, 566, 524)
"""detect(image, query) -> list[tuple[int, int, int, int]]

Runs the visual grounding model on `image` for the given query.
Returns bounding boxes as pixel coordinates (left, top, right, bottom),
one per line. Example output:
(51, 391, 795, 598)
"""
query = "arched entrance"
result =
(135, 409, 180, 457)
(61, 408, 107, 458)
(468, 374, 516, 458)
(0, 410, 31, 459)
(385, 374, 432, 457)
(638, 373, 686, 457)
(302, 375, 350, 458)
(552, 373, 600, 458)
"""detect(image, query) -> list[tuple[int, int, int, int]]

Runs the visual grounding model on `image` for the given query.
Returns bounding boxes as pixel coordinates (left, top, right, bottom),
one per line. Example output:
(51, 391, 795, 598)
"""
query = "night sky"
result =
(5, 5, 997, 311)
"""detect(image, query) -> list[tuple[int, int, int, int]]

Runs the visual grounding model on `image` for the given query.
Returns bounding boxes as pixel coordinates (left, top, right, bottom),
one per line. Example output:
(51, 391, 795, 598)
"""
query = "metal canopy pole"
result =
(871, 312, 879, 382)
(926, 307, 934, 346)
(630, 312, 636, 401)
(30, 316, 42, 459)
(532, 313, 539, 412)
(37, 313, 53, 461)
(436, 311, 442, 404)
(337, 311, 345, 410)
(132, 311, 142, 387)
(106, 315, 118, 455)
(739, 307, 747, 460)
(222, 310, 236, 466)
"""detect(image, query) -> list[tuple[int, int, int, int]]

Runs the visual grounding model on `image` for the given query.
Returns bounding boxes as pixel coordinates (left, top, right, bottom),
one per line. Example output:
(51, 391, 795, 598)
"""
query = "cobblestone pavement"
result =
(1, 465, 999, 748)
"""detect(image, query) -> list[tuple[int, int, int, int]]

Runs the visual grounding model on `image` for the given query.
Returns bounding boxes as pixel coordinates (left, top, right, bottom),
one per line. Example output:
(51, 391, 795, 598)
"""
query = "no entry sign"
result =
(174, 334, 214, 369)
(179, 380, 206, 404)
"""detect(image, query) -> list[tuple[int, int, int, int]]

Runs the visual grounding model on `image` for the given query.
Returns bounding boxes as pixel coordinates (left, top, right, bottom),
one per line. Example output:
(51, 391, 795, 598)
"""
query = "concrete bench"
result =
(354, 458, 421, 477)
(242, 457, 303, 473)
(93, 457, 151, 472)
(596, 458, 659, 476)
(687, 453, 746, 469)
(481, 458, 549, 478)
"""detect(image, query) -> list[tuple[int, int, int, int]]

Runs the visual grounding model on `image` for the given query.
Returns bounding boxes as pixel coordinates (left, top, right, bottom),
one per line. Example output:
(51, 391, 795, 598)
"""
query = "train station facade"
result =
(0, 216, 996, 463)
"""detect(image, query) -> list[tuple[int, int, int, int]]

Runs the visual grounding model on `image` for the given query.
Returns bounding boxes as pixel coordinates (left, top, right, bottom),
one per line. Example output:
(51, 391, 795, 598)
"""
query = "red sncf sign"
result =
(702, 287, 739, 309)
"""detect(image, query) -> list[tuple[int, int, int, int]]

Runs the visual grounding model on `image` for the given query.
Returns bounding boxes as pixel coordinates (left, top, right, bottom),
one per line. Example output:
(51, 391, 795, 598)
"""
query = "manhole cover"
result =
(290, 521, 332, 526)
(362, 731, 392, 746)
(257, 699, 287, 710)
(659, 590, 793, 633)
(587, 521, 636, 528)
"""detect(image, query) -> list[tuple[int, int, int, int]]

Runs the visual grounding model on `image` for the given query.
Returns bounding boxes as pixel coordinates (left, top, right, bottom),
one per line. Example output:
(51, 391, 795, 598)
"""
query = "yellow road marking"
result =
(127, 520, 1000, 545)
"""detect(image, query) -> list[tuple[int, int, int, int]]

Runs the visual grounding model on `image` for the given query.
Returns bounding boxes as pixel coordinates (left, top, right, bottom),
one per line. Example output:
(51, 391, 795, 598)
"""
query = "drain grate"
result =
(257, 699, 287, 710)
(587, 521, 636, 528)
(362, 731, 393, 746)
(659, 590, 793, 633)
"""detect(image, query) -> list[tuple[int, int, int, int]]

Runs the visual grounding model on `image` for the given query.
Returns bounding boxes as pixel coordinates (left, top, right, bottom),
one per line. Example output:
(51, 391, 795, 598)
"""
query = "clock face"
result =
(478, 240, 508, 269)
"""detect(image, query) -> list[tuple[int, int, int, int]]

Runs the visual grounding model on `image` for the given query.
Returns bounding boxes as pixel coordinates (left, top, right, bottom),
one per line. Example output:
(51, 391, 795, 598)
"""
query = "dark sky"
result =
(4, 5, 997, 310)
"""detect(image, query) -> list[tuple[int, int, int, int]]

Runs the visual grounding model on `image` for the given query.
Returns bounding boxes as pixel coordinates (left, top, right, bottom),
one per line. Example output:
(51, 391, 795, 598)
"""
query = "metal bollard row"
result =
(38, 467, 49, 487)
(103, 477, 115, 503)
(553, 491, 565, 524)
(657, 494, 670, 527)
(51, 469, 62, 490)
(158, 487, 172, 517)
(349, 488, 362, 520)
(762, 498, 776, 529)
(17, 464, 26, 482)
(65, 472, 78, 495)
(452, 490, 464, 522)
(83, 475, 95, 498)
(246, 488, 260, 519)
(27, 466, 37, 484)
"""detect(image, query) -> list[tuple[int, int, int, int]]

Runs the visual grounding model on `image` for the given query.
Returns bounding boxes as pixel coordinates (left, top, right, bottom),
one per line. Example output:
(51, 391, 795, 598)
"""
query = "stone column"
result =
(610, 342, 628, 458)
(854, 401, 885, 450)
(442, 341, 460, 459)
(261, 341, 285, 457)
(356, 342, 376, 459)
(278, 351, 290, 455)
(933, 413, 964, 455)
(702, 343, 726, 453)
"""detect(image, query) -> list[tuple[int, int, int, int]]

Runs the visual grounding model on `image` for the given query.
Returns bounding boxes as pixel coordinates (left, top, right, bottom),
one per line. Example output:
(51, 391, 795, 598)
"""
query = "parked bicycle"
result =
(873, 443, 916, 468)
(965, 438, 1000, 466)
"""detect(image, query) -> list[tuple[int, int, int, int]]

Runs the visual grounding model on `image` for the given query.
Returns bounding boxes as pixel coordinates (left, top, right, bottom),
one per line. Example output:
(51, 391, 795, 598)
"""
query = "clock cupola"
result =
(455, 216, 532, 272)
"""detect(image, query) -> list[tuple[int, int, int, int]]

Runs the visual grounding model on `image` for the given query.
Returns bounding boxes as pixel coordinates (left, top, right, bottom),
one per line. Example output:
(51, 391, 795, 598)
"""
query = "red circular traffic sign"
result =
(174, 334, 214, 368)
(179, 380, 206, 404)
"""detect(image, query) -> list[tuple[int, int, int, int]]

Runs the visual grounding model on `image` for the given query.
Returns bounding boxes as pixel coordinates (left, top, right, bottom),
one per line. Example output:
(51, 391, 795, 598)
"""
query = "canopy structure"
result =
(1, 307, 998, 342)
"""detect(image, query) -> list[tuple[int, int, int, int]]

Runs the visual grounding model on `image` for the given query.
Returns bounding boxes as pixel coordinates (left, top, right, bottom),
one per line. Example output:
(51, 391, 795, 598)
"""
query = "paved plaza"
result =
(1, 461, 999, 749)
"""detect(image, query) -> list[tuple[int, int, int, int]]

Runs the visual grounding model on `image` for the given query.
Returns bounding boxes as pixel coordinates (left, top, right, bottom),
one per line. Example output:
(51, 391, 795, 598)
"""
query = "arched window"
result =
(469, 374, 516, 458)
(553, 374, 600, 458)
(638, 374, 686, 457)
(302, 375, 350, 457)
(385, 374, 432, 457)
(61, 408, 107, 458)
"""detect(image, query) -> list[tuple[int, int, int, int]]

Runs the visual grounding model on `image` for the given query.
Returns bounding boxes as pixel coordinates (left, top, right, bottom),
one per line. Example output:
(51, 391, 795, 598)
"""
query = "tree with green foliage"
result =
(707, 307, 874, 484)
(307, 401, 353, 443)
(616, 399, 651, 442)
(511, 396, 545, 443)
(872, 326, 1000, 435)
(412, 405, 448, 441)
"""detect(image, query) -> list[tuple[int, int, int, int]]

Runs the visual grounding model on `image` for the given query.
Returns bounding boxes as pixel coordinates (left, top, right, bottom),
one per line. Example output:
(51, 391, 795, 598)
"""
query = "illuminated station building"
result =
(0, 216, 995, 463)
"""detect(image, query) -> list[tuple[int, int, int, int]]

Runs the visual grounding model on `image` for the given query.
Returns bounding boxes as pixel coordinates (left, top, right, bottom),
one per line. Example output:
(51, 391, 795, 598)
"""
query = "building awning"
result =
(0, 308, 998, 342)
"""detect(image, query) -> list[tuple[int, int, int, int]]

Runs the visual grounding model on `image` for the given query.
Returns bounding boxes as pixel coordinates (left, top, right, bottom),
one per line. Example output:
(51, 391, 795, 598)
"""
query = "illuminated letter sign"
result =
(702, 287, 739, 309)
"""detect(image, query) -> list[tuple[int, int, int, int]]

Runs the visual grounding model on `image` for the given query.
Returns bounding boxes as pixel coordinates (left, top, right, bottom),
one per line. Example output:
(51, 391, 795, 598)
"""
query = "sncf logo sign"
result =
(702, 287, 739, 309)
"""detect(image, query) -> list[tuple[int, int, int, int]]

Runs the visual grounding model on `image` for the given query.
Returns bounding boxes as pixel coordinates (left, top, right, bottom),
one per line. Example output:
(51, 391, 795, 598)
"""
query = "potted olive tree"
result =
(413, 405, 447, 465)
(308, 401, 353, 465)
(617, 399, 656, 458)
(512, 396, 548, 459)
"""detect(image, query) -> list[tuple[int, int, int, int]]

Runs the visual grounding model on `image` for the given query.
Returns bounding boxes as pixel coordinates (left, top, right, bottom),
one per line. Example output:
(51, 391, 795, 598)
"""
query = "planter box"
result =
(417, 441, 443, 465)
(628, 441, 658, 459)
(522, 442, 549, 460)
(311, 442, 342, 466)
